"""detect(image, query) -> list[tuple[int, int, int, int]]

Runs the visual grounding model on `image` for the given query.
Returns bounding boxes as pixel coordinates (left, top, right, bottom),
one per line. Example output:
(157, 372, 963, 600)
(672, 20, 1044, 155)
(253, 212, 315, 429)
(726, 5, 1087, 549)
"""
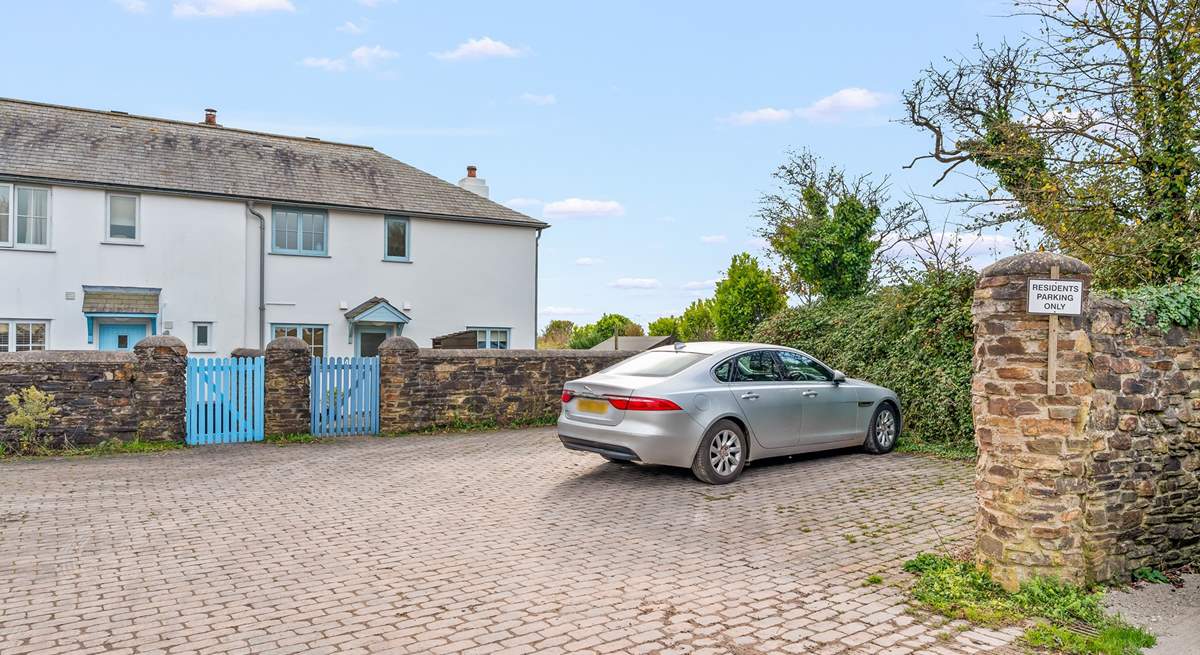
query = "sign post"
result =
(1027, 266, 1084, 393)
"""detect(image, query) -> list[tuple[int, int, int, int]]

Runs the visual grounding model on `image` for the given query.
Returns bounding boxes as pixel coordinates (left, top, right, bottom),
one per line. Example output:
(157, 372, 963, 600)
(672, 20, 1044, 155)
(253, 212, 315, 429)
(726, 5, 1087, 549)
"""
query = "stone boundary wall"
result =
(379, 337, 632, 433)
(973, 252, 1199, 590)
(0, 336, 188, 446)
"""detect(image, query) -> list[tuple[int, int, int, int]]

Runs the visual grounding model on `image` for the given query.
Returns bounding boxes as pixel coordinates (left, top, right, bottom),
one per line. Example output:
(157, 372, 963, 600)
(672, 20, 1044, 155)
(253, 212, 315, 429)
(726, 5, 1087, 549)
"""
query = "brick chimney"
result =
(457, 165, 489, 198)
(203, 108, 218, 126)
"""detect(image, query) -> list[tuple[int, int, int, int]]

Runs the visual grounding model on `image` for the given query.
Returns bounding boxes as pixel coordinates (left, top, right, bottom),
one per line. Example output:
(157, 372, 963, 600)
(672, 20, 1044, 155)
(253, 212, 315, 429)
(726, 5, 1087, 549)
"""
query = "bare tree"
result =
(902, 0, 1200, 286)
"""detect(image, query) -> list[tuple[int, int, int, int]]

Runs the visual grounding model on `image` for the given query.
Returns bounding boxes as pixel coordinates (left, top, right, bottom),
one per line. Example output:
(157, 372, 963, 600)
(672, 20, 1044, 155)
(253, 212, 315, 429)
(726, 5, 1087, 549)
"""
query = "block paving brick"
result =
(0, 428, 1020, 654)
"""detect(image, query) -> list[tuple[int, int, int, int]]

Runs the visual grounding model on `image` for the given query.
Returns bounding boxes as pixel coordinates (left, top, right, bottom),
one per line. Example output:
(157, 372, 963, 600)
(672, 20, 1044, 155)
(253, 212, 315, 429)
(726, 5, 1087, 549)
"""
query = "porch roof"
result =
(81, 285, 161, 314)
(344, 297, 410, 324)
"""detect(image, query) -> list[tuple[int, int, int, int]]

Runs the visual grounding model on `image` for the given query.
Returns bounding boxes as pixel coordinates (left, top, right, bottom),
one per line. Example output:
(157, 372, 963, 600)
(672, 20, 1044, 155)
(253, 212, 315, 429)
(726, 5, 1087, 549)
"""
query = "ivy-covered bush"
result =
(753, 270, 976, 452)
(1108, 269, 1200, 330)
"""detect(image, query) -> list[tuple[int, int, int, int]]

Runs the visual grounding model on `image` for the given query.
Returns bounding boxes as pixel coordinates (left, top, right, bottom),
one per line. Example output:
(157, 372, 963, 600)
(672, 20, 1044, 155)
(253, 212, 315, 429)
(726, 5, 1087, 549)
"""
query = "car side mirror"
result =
(832, 370, 846, 384)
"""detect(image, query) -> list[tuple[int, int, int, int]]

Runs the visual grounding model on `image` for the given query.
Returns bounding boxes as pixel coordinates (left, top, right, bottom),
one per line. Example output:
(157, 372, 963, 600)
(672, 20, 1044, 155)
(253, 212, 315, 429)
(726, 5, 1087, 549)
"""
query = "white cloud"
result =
(610, 278, 662, 290)
(433, 36, 524, 61)
(540, 306, 591, 316)
(543, 198, 625, 219)
(350, 45, 397, 67)
(723, 107, 796, 126)
(520, 93, 557, 106)
(575, 257, 604, 266)
(699, 234, 727, 244)
(302, 57, 348, 72)
(723, 88, 891, 126)
(114, 0, 147, 12)
(301, 44, 396, 73)
(503, 197, 543, 210)
(682, 279, 719, 291)
(797, 87, 890, 122)
(172, 0, 293, 18)
(337, 21, 365, 34)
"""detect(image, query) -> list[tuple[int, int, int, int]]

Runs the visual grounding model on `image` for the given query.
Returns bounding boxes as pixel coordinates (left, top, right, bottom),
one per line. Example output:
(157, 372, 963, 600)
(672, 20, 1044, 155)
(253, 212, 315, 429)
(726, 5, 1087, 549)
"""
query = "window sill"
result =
(101, 240, 143, 247)
(382, 257, 413, 264)
(270, 252, 331, 259)
(191, 349, 216, 354)
(0, 246, 55, 253)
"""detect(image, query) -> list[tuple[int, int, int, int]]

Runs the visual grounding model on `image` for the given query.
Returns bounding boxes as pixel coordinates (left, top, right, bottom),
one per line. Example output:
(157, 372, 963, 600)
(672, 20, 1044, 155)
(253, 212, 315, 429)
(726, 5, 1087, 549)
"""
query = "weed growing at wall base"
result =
(903, 553, 1155, 655)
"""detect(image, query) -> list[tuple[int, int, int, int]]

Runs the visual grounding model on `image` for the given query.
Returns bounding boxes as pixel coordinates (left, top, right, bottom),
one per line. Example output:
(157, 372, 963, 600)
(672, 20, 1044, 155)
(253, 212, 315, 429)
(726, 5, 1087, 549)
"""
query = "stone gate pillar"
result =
(133, 335, 188, 442)
(264, 337, 311, 436)
(972, 252, 1094, 590)
(378, 336, 418, 434)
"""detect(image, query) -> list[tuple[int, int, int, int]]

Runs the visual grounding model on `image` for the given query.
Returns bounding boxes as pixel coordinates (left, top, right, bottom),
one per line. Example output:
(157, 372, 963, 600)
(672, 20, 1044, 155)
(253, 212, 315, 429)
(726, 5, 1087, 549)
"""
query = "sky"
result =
(2, 0, 1030, 331)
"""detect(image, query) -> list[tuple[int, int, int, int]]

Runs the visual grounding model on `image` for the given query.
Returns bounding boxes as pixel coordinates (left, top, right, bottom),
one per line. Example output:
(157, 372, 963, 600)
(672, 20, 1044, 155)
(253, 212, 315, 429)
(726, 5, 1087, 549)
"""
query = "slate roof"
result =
(0, 98, 546, 228)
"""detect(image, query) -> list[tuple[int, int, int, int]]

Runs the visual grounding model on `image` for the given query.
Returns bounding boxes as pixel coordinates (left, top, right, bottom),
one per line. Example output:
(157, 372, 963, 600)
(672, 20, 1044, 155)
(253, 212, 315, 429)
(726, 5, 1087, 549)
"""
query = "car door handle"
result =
(801, 390, 819, 397)
(740, 393, 760, 400)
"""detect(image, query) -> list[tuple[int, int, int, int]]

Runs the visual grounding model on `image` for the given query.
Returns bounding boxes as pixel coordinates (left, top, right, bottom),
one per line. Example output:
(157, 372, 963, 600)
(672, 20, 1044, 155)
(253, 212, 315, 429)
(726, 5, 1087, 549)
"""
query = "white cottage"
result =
(0, 99, 546, 356)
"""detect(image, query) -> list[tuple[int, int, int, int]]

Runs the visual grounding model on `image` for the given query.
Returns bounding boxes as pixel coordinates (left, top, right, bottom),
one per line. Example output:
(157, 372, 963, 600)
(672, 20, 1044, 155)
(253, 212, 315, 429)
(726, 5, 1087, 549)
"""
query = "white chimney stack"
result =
(458, 165, 489, 198)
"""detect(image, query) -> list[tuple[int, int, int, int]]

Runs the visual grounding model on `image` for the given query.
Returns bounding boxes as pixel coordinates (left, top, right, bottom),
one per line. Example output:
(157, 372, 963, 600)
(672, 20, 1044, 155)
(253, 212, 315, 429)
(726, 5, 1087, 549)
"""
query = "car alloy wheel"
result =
(708, 429, 743, 476)
(875, 409, 896, 449)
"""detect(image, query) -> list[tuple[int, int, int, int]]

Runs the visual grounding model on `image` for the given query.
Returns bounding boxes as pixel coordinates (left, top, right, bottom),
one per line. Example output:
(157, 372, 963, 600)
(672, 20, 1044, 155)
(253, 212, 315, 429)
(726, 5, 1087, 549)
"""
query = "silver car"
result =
(558, 342, 901, 484)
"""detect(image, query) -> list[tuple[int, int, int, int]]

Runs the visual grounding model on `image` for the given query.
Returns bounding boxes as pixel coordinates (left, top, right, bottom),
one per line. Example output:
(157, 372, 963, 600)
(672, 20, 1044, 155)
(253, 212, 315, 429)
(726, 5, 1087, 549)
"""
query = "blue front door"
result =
(98, 323, 147, 351)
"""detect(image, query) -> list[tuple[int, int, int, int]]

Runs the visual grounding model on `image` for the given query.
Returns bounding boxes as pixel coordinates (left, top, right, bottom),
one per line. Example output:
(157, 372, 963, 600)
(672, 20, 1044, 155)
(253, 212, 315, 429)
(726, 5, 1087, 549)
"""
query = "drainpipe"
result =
(246, 202, 266, 349)
(534, 228, 542, 350)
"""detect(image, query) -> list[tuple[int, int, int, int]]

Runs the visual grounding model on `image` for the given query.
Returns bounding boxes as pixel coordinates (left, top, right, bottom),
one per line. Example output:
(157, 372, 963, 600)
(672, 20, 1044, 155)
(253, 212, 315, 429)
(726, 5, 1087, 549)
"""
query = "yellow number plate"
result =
(576, 398, 608, 414)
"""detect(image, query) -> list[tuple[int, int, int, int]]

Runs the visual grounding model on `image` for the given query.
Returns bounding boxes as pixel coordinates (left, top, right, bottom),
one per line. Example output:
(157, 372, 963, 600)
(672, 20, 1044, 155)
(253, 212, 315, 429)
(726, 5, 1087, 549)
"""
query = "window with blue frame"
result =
(272, 206, 327, 256)
(271, 323, 327, 357)
(384, 216, 410, 261)
(470, 327, 510, 349)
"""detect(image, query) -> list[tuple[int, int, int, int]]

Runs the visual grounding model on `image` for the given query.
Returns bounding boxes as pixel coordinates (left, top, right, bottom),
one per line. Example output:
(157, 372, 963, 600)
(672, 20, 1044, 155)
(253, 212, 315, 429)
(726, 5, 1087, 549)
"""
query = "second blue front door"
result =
(98, 323, 147, 351)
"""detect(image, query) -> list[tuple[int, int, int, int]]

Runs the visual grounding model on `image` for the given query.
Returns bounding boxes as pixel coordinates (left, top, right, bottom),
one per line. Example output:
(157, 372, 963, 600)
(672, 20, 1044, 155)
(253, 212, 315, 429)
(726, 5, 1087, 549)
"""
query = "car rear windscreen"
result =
(604, 351, 707, 377)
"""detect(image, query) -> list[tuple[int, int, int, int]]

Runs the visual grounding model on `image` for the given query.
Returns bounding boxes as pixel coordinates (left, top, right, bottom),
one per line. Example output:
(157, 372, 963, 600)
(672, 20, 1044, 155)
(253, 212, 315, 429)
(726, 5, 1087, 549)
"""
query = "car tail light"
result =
(561, 389, 575, 403)
(606, 395, 682, 411)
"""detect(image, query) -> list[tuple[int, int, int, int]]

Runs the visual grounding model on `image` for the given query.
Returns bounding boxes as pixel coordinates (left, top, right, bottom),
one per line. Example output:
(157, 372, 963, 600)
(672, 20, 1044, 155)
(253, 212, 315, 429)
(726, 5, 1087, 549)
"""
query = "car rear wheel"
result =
(863, 403, 899, 454)
(691, 419, 747, 485)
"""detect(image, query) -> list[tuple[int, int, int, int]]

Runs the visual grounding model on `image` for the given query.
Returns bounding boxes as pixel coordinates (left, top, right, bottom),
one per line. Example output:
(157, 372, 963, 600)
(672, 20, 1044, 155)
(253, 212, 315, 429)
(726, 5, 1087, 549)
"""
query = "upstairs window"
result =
(0, 184, 50, 249)
(384, 216, 410, 261)
(107, 193, 139, 241)
(272, 206, 327, 256)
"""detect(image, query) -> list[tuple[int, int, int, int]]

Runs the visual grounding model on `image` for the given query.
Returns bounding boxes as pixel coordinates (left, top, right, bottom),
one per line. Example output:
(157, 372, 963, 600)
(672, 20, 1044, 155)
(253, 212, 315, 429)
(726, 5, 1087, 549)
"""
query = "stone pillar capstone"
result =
(264, 337, 311, 436)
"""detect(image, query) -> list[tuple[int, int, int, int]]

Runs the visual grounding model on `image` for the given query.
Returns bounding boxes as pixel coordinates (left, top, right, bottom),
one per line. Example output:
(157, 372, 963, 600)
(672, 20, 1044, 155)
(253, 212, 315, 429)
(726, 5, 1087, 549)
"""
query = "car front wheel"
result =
(863, 403, 899, 454)
(691, 419, 747, 484)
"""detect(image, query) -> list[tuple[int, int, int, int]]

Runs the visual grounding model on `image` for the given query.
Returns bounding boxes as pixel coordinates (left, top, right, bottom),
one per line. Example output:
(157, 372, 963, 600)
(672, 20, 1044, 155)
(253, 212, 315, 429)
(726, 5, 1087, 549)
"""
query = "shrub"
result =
(753, 269, 975, 451)
(4, 386, 61, 455)
(568, 314, 643, 349)
(713, 253, 787, 341)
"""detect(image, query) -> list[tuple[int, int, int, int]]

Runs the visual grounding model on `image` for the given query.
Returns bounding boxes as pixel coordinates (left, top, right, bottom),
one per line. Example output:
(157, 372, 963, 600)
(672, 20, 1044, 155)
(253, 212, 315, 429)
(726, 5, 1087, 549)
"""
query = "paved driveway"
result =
(1, 428, 1020, 655)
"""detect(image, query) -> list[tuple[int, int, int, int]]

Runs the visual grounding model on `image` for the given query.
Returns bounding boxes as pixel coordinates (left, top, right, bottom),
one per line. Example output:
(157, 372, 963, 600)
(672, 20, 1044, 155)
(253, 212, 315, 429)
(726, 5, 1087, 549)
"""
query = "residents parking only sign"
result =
(1027, 278, 1083, 315)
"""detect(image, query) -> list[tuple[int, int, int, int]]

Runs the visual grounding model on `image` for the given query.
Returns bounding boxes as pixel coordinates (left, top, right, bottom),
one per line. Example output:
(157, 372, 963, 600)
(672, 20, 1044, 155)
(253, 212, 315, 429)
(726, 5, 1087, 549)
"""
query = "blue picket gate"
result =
(311, 357, 380, 436)
(186, 356, 265, 445)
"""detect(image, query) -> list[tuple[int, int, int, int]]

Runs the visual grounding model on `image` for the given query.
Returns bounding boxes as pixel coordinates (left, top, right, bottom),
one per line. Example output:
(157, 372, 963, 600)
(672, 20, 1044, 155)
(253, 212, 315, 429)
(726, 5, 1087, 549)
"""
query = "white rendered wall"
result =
(260, 207, 537, 353)
(0, 185, 248, 354)
(0, 183, 538, 355)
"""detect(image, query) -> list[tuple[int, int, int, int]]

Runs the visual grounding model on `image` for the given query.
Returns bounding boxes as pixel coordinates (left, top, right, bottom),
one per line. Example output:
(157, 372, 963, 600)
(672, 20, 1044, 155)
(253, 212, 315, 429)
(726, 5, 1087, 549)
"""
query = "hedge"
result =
(753, 270, 976, 452)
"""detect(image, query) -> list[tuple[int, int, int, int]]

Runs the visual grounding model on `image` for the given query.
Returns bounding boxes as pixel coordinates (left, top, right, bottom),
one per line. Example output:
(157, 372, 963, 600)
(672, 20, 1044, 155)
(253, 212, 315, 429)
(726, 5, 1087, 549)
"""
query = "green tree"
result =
(712, 253, 787, 340)
(537, 319, 575, 349)
(647, 315, 680, 337)
(567, 314, 644, 349)
(759, 150, 913, 298)
(677, 299, 717, 341)
(903, 0, 1200, 286)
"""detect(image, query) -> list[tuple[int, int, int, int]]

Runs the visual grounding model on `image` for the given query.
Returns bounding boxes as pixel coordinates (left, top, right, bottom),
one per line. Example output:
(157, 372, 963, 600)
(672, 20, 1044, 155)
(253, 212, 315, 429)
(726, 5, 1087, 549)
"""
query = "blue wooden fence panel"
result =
(186, 356, 264, 445)
(311, 356, 379, 436)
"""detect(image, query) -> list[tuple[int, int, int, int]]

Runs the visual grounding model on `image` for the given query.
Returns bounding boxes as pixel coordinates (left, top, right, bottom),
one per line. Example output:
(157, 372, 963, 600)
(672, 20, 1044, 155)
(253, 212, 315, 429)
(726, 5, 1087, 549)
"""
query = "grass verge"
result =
(895, 438, 976, 461)
(903, 553, 1155, 655)
(264, 433, 330, 446)
(0, 437, 185, 460)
